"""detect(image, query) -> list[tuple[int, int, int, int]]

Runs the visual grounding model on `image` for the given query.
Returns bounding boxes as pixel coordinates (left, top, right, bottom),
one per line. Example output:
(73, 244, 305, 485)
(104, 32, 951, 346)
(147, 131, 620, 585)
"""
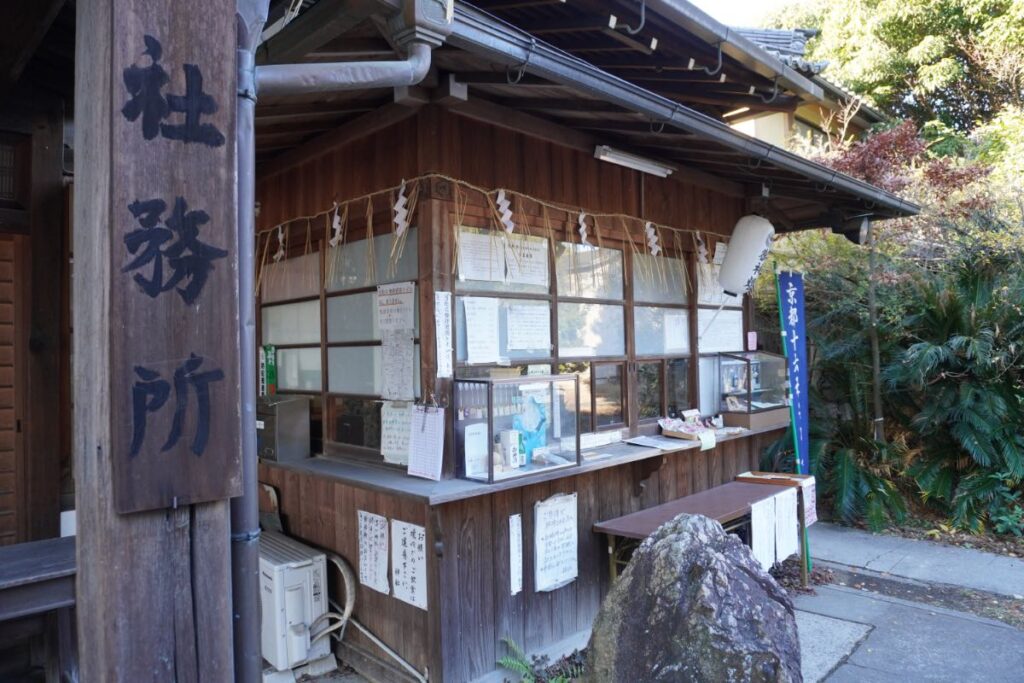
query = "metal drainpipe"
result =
(232, 2, 445, 680)
(233, 3, 270, 683)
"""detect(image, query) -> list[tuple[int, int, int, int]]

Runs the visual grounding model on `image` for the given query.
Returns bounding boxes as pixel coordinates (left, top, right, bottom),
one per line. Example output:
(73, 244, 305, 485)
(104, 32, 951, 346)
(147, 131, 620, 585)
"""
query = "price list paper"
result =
(357, 510, 390, 595)
(391, 520, 428, 610)
(380, 401, 412, 465)
(377, 282, 415, 331)
(407, 406, 445, 481)
(434, 291, 453, 379)
(534, 493, 579, 592)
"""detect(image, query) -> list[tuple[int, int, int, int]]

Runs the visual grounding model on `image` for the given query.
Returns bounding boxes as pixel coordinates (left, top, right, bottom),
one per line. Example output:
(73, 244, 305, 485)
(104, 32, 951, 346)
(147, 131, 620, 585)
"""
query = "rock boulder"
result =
(586, 513, 801, 682)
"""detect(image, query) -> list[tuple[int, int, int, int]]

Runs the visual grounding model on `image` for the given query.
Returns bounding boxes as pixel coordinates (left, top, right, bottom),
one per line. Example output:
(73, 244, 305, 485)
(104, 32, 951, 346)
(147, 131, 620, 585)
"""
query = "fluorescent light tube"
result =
(594, 145, 674, 178)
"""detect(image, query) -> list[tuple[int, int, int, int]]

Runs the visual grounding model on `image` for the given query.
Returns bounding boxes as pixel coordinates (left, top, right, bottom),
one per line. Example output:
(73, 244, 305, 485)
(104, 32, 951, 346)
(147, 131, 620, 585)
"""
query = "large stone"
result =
(586, 514, 801, 682)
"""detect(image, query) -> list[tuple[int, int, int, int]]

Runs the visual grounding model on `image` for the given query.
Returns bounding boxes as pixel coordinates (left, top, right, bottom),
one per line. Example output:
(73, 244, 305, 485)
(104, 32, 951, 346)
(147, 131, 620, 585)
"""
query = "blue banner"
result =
(777, 271, 810, 475)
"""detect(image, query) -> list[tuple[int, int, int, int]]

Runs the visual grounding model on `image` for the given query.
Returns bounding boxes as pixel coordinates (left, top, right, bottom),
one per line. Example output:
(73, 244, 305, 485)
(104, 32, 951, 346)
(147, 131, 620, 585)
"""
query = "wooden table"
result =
(0, 536, 77, 682)
(593, 481, 791, 578)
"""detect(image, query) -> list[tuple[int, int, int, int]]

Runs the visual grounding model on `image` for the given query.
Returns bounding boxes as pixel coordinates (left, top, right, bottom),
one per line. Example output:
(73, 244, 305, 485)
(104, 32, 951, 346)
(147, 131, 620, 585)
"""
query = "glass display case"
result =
(454, 374, 580, 483)
(717, 352, 791, 429)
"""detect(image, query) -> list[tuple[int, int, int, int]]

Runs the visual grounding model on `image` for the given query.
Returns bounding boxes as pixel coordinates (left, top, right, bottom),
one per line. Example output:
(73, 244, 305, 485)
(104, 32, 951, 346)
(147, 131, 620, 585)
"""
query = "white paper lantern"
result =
(718, 215, 774, 296)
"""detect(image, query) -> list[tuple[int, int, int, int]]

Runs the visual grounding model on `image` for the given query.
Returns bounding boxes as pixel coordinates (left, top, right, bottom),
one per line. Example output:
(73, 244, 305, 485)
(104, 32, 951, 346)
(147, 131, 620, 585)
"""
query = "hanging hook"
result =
(650, 118, 666, 134)
(507, 36, 537, 84)
(759, 77, 781, 104)
(701, 41, 725, 76)
(618, 0, 647, 35)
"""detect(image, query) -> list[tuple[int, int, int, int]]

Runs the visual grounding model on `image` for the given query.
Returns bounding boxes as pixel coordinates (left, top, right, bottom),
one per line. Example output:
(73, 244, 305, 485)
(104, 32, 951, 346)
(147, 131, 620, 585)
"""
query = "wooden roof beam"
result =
(0, 0, 64, 88)
(257, 0, 399, 65)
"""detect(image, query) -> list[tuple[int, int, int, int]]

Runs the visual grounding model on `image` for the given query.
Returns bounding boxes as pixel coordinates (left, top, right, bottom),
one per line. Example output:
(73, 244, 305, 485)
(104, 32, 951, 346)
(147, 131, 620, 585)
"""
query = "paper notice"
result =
(458, 229, 505, 282)
(800, 477, 818, 526)
(407, 405, 445, 481)
(381, 329, 414, 400)
(462, 297, 501, 364)
(506, 304, 551, 351)
(380, 401, 413, 465)
(775, 488, 800, 562)
(377, 282, 415, 331)
(697, 263, 741, 306)
(663, 312, 689, 353)
(510, 513, 523, 596)
(505, 235, 549, 287)
(750, 496, 776, 571)
(357, 510, 390, 594)
(434, 291, 453, 379)
(697, 429, 716, 451)
(464, 422, 489, 478)
(534, 493, 578, 592)
(698, 308, 744, 353)
(713, 241, 728, 265)
(391, 520, 428, 610)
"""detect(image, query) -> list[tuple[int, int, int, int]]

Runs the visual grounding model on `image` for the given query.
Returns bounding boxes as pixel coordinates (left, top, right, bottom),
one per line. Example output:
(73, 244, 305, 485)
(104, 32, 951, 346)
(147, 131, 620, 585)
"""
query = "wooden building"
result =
(0, 1, 918, 681)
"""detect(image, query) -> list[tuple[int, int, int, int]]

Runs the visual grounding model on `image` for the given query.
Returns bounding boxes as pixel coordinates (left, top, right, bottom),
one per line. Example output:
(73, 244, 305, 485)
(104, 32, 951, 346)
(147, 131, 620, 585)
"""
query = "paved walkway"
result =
(795, 522, 1024, 682)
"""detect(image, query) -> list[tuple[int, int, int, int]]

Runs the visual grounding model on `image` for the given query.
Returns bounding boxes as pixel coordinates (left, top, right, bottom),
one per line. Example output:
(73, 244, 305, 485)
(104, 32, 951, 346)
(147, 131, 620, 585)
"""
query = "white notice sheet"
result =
(750, 496, 776, 571)
(509, 513, 523, 596)
(800, 477, 818, 526)
(381, 329, 414, 400)
(458, 229, 505, 282)
(357, 510, 390, 594)
(434, 291, 453, 379)
(377, 282, 415, 331)
(462, 297, 501, 364)
(663, 312, 689, 353)
(407, 406, 445, 481)
(534, 493, 578, 592)
(506, 304, 551, 351)
(391, 520, 428, 610)
(380, 401, 412, 465)
(774, 488, 800, 563)
(505, 235, 549, 287)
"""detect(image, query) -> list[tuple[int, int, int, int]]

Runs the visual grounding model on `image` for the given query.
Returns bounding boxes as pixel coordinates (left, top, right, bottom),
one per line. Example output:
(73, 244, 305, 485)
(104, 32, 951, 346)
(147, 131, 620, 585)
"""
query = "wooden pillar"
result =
(74, 0, 241, 680)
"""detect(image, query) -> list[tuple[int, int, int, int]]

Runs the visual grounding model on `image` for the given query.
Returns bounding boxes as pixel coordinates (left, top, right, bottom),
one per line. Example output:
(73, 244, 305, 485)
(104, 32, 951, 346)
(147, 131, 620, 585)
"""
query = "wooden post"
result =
(74, 0, 240, 679)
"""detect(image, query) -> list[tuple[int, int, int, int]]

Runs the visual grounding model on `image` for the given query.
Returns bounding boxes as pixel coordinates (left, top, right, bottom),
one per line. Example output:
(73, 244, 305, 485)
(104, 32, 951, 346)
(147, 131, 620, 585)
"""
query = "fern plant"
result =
(496, 638, 582, 683)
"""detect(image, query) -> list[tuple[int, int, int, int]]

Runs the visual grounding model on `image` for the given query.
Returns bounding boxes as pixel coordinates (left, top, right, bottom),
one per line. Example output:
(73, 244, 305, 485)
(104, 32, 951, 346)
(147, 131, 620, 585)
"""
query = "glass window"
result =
(697, 308, 745, 353)
(455, 297, 552, 362)
(457, 364, 552, 379)
(261, 252, 321, 303)
(637, 362, 661, 419)
(633, 254, 688, 304)
(635, 307, 689, 356)
(326, 289, 419, 343)
(262, 300, 321, 345)
(698, 356, 718, 415)
(594, 363, 625, 427)
(330, 397, 381, 449)
(324, 227, 418, 292)
(696, 262, 741, 307)
(556, 242, 623, 299)
(277, 348, 322, 391)
(327, 345, 421, 397)
(558, 361, 592, 435)
(557, 302, 624, 357)
(667, 358, 690, 418)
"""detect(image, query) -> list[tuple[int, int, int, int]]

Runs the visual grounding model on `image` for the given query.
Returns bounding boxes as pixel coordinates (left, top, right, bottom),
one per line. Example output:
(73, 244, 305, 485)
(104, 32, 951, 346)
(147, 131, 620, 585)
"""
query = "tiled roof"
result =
(735, 27, 829, 76)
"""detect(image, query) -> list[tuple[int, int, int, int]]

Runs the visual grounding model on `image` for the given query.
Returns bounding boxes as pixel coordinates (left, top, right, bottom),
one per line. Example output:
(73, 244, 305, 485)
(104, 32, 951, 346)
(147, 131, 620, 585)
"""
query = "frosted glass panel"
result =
(698, 356, 718, 415)
(324, 228, 418, 292)
(557, 303, 625, 357)
(455, 298, 551, 362)
(635, 307, 689, 356)
(696, 263, 741, 307)
(697, 308, 745, 353)
(455, 229, 550, 295)
(326, 289, 419, 342)
(556, 243, 623, 299)
(328, 345, 421, 396)
(260, 252, 320, 303)
(277, 348, 322, 391)
(262, 300, 321, 345)
(633, 254, 688, 304)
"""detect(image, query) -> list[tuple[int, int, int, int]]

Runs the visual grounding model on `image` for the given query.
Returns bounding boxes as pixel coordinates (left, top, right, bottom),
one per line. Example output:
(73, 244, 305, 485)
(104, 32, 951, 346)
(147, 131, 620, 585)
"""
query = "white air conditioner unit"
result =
(259, 531, 333, 675)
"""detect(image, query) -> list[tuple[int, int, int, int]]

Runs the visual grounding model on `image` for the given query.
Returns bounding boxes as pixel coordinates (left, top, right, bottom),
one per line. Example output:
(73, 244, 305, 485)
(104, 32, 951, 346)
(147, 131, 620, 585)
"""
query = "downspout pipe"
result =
(233, 3, 270, 683)
(256, 41, 433, 98)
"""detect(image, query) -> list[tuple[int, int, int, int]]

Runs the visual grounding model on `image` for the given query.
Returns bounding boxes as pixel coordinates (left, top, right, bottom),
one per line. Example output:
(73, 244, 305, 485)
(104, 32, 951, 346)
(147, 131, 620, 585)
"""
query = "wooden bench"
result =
(0, 536, 77, 681)
(593, 481, 791, 579)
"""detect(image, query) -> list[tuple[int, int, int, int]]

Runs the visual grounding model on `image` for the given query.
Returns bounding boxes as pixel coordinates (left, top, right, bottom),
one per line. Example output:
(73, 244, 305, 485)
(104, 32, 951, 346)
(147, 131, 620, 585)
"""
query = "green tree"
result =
(768, 0, 1024, 132)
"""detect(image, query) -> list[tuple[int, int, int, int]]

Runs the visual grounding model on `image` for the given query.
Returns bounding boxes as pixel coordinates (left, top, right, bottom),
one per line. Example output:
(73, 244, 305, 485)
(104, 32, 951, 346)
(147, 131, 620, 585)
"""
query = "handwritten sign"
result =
(358, 510, 390, 594)
(391, 520, 427, 610)
(112, 20, 239, 512)
(407, 406, 445, 481)
(377, 282, 415, 332)
(380, 401, 412, 465)
(434, 291, 453, 379)
(800, 477, 818, 526)
(505, 235, 549, 287)
(462, 297, 500, 364)
(381, 329, 414, 401)
(506, 304, 550, 351)
(510, 513, 523, 596)
(457, 229, 504, 282)
(534, 493, 578, 592)
(663, 312, 689, 353)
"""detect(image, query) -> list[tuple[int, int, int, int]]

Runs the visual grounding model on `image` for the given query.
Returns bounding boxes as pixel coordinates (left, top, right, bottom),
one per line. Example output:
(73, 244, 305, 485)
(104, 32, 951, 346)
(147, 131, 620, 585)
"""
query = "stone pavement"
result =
(795, 522, 1024, 682)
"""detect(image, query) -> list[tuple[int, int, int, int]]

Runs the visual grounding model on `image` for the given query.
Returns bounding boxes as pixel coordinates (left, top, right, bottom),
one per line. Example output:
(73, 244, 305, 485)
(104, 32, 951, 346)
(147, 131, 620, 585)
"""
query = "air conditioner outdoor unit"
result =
(259, 531, 335, 678)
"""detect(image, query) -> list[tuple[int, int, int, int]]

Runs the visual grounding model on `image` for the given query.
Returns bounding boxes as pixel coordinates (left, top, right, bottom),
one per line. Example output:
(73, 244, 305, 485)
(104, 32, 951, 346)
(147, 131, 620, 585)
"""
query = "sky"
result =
(687, 0, 809, 28)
